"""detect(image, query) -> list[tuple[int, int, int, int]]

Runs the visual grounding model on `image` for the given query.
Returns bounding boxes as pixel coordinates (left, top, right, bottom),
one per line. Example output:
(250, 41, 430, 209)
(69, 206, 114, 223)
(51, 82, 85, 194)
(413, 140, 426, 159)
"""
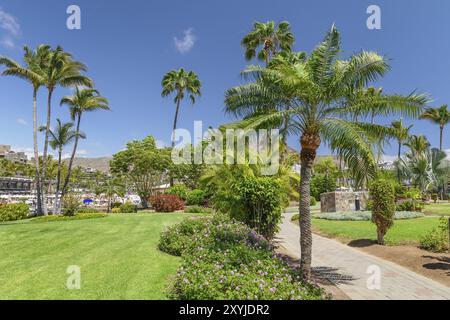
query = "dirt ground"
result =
(346, 239, 450, 287)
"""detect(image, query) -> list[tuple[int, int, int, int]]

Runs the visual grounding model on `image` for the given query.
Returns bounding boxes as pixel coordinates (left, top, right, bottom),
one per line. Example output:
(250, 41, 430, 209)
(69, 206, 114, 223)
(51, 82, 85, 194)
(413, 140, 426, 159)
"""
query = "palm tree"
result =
(39, 46, 93, 215)
(59, 88, 110, 209)
(225, 25, 428, 279)
(391, 119, 413, 182)
(405, 135, 430, 157)
(98, 177, 125, 213)
(39, 119, 83, 214)
(241, 21, 295, 66)
(161, 68, 202, 185)
(420, 105, 450, 151)
(0, 45, 50, 215)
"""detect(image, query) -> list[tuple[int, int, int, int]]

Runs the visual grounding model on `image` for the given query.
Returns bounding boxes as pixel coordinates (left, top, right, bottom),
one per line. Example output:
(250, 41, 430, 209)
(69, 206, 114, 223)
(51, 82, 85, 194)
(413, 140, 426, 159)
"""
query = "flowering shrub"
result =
(313, 211, 424, 221)
(151, 194, 185, 212)
(160, 215, 325, 300)
(159, 217, 210, 256)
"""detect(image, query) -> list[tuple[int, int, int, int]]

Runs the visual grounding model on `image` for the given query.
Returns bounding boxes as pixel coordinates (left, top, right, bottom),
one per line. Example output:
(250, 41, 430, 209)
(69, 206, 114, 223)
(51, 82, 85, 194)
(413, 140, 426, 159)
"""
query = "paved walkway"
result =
(276, 210, 450, 300)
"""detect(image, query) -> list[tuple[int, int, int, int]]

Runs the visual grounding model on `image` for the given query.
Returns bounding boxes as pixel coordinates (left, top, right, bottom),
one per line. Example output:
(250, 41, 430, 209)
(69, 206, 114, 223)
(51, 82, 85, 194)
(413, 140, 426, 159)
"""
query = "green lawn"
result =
(0, 213, 190, 300)
(312, 217, 442, 246)
(424, 203, 450, 216)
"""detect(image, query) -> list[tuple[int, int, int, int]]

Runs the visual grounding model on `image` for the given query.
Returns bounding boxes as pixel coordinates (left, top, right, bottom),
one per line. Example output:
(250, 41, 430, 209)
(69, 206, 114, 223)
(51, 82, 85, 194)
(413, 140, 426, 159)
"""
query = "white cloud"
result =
(174, 28, 196, 54)
(76, 149, 89, 156)
(0, 7, 20, 49)
(16, 118, 27, 126)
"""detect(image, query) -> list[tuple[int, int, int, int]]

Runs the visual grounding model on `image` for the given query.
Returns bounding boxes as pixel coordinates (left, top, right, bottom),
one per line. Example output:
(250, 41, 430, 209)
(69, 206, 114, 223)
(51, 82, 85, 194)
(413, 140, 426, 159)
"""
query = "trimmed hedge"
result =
(291, 211, 424, 222)
(184, 206, 213, 214)
(32, 212, 108, 223)
(0, 203, 29, 222)
(119, 202, 138, 213)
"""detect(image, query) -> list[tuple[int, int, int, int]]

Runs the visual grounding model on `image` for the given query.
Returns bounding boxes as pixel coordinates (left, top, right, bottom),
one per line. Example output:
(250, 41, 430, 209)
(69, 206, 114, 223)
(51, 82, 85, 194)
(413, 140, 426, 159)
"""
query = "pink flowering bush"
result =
(159, 214, 325, 300)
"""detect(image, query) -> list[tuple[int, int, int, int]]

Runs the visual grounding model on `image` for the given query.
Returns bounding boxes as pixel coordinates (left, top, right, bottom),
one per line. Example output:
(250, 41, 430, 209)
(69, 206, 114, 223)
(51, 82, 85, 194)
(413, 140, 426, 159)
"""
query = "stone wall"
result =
(320, 191, 369, 213)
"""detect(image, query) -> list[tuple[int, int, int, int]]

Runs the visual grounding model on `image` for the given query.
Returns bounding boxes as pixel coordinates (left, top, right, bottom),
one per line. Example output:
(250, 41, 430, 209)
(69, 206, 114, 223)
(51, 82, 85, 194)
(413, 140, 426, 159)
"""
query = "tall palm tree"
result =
(225, 25, 428, 279)
(420, 105, 450, 151)
(39, 46, 93, 215)
(391, 119, 413, 182)
(0, 45, 50, 215)
(241, 21, 295, 66)
(59, 88, 109, 208)
(39, 119, 83, 213)
(161, 68, 202, 149)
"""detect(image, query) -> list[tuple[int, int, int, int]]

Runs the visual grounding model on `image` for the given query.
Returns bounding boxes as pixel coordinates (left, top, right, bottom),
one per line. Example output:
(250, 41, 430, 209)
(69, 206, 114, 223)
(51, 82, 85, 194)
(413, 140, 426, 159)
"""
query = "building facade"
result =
(0, 145, 28, 164)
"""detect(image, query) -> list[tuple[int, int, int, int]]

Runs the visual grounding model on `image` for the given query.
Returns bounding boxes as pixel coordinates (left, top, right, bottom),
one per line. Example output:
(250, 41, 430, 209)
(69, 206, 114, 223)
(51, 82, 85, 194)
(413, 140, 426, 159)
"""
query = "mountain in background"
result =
(64, 157, 112, 173)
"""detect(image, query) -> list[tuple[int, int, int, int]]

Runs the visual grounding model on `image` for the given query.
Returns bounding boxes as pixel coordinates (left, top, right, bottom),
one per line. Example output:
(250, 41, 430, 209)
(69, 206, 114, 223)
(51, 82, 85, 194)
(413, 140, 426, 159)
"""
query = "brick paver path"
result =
(277, 210, 450, 300)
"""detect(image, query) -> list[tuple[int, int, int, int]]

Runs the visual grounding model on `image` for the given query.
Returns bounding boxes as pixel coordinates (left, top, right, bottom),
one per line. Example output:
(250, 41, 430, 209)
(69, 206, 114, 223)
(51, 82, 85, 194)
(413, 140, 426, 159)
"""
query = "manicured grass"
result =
(312, 217, 441, 246)
(424, 203, 450, 216)
(0, 213, 191, 300)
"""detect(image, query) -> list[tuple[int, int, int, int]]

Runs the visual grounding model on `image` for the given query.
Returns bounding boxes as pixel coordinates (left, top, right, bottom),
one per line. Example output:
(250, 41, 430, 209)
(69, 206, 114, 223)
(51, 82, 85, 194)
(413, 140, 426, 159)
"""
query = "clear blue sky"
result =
(1, 0, 449, 160)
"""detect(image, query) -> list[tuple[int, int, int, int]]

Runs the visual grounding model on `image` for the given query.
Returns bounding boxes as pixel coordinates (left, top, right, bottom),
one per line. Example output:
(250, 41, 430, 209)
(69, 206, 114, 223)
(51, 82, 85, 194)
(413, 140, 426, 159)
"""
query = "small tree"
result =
(370, 178, 396, 245)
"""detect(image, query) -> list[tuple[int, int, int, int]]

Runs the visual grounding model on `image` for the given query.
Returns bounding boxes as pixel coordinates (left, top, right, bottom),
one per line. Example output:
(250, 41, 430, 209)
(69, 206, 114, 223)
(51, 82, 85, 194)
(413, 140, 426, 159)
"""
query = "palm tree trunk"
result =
(170, 97, 181, 187)
(32, 88, 43, 216)
(53, 147, 62, 215)
(397, 141, 402, 183)
(60, 113, 82, 209)
(40, 88, 54, 216)
(299, 143, 317, 281)
(440, 126, 444, 151)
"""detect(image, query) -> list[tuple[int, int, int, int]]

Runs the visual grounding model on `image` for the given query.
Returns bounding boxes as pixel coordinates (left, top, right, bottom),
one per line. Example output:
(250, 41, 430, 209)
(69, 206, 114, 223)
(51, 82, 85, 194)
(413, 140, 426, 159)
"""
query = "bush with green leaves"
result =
(224, 176, 284, 239)
(370, 178, 396, 245)
(310, 174, 336, 202)
(420, 217, 449, 253)
(396, 200, 424, 212)
(119, 202, 138, 213)
(184, 206, 213, 214)
(62, 194, 80, 217)
(161, 215, 325, 300)
(310, 197, 317, 207)
(186, 189, 206, 206)
(77, 208, 101, 214)
(166, 184, 189, 201)
(0, 203, 29, 222)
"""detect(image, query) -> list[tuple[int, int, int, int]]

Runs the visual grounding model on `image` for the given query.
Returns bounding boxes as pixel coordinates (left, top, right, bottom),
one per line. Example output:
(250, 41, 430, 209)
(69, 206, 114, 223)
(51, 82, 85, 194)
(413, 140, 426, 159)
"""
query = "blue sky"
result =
(0, 0, 450, 160)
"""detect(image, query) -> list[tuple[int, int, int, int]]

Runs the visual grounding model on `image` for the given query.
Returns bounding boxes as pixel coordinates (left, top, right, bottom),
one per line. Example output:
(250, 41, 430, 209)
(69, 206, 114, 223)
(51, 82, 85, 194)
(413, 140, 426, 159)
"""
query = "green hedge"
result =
(0, 203, 29, 222)
(32, 212, 108, 223)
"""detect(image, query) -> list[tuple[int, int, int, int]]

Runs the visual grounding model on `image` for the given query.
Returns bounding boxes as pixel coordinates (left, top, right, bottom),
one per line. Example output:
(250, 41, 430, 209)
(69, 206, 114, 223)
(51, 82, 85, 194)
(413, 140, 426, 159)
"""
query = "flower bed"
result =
(159, 214, 325, 300)
(292, 211, 424, 222)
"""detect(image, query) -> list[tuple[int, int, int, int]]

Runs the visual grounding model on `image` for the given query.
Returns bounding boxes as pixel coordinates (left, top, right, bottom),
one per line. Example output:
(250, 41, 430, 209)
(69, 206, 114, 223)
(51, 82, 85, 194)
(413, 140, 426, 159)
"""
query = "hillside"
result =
(64, 157, 112, 173)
